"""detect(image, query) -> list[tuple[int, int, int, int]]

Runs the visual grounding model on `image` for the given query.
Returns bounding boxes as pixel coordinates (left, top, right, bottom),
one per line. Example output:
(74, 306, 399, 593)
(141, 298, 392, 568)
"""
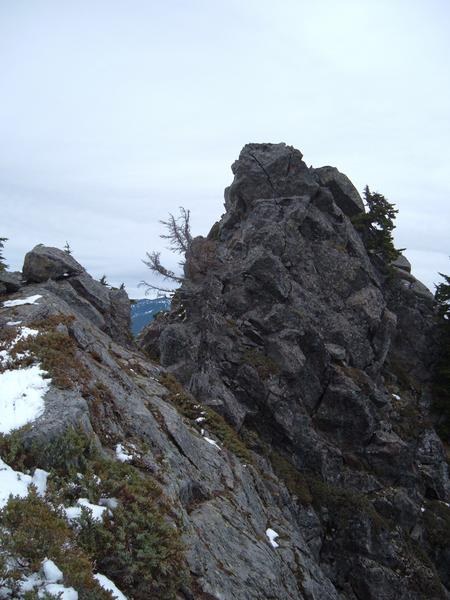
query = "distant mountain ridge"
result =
(130, 297, 170, 335)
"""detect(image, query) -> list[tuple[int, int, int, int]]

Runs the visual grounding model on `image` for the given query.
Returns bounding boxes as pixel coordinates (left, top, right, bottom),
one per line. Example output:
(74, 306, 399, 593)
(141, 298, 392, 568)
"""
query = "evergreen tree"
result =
(99, 275, 108, 286)
(433, 268, 450, 441)
(0, 238, 7, 271)
(64, 241, 72, 255)
(353, 186, 401, 263)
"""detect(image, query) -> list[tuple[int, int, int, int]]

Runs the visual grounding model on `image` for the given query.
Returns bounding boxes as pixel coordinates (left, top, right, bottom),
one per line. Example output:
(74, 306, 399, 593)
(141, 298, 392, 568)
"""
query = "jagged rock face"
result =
(140, 143, 450, 599)
(20, 245, 131, 347)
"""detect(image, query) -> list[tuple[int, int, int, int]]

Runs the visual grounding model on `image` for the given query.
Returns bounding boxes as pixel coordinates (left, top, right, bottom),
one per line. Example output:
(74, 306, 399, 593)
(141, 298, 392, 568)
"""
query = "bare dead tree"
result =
(140, 208, 192, 294)
(160, 207, 192, 258)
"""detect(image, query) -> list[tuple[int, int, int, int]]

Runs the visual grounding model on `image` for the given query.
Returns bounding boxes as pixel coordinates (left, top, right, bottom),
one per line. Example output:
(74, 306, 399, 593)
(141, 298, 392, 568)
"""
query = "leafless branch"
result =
(142, 251, 183, 283)
(159, 207, 192, 255)
(141, 208, 193, 295)
(138, 280, 176, 295)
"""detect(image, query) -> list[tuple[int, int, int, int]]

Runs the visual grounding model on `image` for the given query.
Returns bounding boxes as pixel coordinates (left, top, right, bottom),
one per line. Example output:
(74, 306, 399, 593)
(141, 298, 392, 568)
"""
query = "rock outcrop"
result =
(23, 245, 84, 283)
(21, 245, 131, 347)
(0, 143, 448, 600)
(140, 142, 450, 599)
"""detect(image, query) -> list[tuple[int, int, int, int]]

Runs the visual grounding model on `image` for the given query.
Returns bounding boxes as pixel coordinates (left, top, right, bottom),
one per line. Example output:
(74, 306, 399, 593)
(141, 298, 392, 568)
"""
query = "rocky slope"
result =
(0, 143, 448, 600)
(0, 245, 339, 599)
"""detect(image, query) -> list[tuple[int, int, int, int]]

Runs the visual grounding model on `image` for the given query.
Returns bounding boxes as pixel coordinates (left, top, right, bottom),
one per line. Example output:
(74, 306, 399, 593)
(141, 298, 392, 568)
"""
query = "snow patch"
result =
(94, 573, 128, 600)
(392, 393, 401, 400)
(0, 325, 39, 368)
(0, 365, 49, 434)
(2, 295, 42, 308)
(203, 436, 220, 450)
(0, 458, 49, 508)
(42, 559, 63, 583)
(16, 326, 40, 340)
(15, 561, 75, 599)
(115, 443, 133, 462)
(6, 321, 22, 326)
(65, 498, 107, 522)
(32, 469, 49, 496)
(266, 528, 280, 548)
(19, 572, 42, 593)
(40, 583, 78, 599)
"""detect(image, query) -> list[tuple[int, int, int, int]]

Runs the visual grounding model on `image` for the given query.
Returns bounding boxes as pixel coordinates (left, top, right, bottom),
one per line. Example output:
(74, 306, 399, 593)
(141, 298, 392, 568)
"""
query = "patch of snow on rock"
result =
(266, 528, 280, 548)
(32, 469, 49, 496)
(40, 583, 78, 599)
(19, 572, 43, 593)
(2, 294, 42, 308)
(65, 498, 107, 522)
(203, 436, 220, 450)
(0, 458, 49, 508)
(0, 325, 39, 369)
(0, 365, 49, 434)
(42, 559, 63, 583)
(115, 443, 132, 462)
(94, 573, 128, 600)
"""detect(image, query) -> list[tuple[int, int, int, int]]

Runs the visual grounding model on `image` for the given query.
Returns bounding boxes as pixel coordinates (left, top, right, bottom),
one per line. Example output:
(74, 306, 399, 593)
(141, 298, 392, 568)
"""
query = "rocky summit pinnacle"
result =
(0, 143, 448, 600)
(139, 142, 449, 599)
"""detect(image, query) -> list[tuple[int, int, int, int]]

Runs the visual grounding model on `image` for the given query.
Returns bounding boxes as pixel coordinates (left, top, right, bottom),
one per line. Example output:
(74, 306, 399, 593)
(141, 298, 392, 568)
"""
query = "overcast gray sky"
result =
(1, 0, 449, 297)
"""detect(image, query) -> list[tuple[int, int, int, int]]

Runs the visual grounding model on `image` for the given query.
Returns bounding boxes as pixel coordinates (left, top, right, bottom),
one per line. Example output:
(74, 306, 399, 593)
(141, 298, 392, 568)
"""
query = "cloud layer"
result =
(1, 0, 449, 297)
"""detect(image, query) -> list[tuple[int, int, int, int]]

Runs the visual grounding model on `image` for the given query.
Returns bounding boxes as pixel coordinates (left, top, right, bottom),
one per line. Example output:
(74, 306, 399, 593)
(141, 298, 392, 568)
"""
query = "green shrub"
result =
(37, 426, 98, 476)
(0, 237, 7, 271)
(0, 426, 187, 600)
(269, 451, 312, 505)
(242, 348, 280, 380)
(74, 458, 186, 600)
(13, 326, 89, 390)
(307, 475, 387, 532)
(159, 372, 253, 463)
(0, 491, 111, 599)
(0, 426, 32, 471)
(268, 451, 387, 531)
(351, 186, 401, 264)
(433, 270, 450, 442)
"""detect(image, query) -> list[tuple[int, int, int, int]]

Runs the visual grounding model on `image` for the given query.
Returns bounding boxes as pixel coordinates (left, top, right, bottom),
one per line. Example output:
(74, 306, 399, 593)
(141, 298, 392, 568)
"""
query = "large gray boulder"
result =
(313, 165, 365, 216)
(20, 245, 132, 346)
(23, 245, 84, 282)
(224, 142, 318, 216)
(392, 253, 412, 273)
